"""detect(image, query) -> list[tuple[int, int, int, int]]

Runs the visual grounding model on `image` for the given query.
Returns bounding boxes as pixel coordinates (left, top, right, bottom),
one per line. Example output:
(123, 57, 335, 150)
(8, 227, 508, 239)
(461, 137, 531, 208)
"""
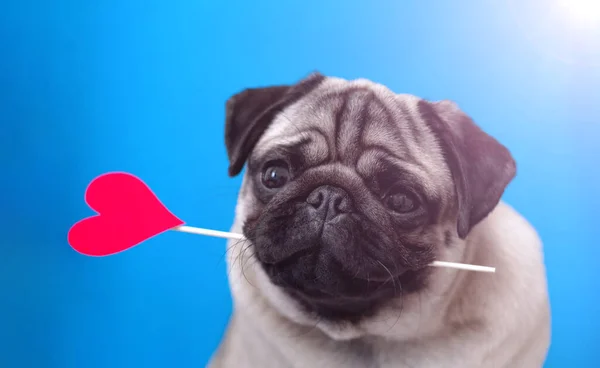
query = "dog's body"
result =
(210, 74, 551, 368)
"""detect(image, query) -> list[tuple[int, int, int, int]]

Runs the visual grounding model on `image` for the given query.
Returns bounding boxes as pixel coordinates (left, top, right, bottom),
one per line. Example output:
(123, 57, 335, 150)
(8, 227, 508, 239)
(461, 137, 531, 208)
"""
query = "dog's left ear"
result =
(418, 100, 516, 239)
(224, 73, 325, 177)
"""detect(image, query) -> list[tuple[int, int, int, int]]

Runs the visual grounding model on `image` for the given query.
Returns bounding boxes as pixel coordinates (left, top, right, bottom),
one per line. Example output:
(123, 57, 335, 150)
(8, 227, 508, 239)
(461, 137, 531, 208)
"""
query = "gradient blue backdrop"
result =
(2, 0, 599, 367)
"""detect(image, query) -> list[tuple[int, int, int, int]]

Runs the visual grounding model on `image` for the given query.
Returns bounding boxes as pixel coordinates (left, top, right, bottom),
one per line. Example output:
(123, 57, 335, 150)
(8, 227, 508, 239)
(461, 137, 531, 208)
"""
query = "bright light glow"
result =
(558, 0, 600, 30)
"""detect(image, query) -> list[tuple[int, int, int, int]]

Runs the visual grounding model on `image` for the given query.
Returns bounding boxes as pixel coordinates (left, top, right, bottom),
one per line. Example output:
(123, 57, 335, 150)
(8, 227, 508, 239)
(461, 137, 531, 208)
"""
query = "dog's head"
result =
(224, 73, 515, 335)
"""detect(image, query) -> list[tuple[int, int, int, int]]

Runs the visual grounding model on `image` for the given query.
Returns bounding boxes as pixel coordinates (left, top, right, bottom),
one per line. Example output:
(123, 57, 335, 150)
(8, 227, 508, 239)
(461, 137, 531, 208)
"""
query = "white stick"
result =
(429, 261, 495, 273)
(173, 225, 245, 240)
(171, 225, 496, 273)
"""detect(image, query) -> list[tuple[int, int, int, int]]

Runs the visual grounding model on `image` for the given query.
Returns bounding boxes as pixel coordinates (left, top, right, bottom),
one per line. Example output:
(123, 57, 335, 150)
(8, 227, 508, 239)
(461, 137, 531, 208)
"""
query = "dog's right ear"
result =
(224, 73, 325, 177)
(225, 85, 290, 177)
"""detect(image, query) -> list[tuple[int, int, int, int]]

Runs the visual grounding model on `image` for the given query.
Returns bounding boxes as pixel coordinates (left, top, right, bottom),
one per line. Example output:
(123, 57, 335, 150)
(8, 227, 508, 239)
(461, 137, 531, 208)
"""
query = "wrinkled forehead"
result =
(252, 77, 452, 195)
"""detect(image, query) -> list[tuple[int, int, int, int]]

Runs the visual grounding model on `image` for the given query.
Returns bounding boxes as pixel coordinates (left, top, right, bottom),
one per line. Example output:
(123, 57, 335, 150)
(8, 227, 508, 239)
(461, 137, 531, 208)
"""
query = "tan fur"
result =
(210, 77, 551, 368)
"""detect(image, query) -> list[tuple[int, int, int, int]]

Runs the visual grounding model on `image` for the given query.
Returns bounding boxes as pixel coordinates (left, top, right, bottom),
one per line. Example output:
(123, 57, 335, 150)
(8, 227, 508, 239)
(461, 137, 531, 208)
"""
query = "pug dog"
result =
(209, 73, 551, 368)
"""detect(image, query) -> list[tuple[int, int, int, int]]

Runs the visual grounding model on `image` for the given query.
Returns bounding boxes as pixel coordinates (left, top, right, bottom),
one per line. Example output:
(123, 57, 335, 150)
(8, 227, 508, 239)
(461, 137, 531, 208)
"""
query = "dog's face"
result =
(224, 73, 515, 337)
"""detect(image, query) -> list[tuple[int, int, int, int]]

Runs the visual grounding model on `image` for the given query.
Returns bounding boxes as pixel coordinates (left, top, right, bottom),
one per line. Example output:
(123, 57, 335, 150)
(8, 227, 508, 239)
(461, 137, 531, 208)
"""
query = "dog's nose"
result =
(306, 185, 353, 221)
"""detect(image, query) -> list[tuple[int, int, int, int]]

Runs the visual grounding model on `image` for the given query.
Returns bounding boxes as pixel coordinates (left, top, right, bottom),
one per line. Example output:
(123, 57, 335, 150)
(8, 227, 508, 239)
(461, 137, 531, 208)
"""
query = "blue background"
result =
(1, 0, 599, 367)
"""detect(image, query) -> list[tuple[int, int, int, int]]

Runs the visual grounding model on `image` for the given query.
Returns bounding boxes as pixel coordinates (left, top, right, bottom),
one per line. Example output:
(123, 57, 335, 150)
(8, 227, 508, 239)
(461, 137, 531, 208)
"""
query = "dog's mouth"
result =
(260, 248, 418, 322)
(244, 201, 433, 321)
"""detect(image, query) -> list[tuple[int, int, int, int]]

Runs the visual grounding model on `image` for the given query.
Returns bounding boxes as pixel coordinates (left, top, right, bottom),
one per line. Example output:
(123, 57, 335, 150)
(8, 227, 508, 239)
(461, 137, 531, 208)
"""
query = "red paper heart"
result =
(68, 172, 184, 256)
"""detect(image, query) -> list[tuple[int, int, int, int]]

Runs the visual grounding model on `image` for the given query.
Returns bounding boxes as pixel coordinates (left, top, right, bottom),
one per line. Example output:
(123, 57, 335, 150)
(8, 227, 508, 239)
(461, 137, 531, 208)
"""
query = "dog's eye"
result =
(261, 162, 290, 189)
(384, 190, 419, 213)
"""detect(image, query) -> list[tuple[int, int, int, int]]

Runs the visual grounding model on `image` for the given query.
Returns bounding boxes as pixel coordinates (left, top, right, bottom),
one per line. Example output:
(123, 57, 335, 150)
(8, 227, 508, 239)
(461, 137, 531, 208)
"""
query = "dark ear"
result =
(224, 73, 325, 177)
(418, 100, 516, 239)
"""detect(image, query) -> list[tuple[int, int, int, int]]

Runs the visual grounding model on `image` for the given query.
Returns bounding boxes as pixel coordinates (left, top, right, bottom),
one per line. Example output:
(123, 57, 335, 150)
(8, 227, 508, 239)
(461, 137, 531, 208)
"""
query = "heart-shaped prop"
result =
(67, 172, 184, 256)
(67, 172, 495, 272)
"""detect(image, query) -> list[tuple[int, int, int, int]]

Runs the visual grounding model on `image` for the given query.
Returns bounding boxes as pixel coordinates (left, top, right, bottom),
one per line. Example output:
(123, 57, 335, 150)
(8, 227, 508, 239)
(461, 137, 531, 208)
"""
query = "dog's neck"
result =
(222, 229, 482, 368)
(223, 297, 472, 368)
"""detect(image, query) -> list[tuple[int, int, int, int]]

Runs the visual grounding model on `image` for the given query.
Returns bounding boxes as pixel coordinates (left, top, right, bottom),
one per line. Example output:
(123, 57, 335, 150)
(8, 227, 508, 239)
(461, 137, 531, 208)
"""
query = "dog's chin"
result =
(258, 244, 426, 323)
